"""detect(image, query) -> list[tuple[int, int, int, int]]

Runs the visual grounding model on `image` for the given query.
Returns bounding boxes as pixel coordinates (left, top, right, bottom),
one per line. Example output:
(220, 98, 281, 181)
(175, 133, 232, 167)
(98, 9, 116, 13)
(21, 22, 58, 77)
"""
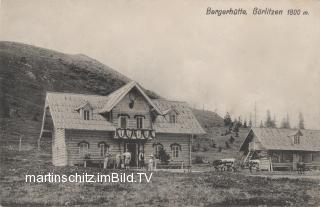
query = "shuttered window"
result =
(79, 142, 89, 157)
(169, 114, 176, 123)
(119, 116, 127, 128)
(83, 110, 90, 120)
(171, 144, 181, 158)
(294, 135, 300, 144)
(98, 142, 109, 157)
(136, 116, 143, 129)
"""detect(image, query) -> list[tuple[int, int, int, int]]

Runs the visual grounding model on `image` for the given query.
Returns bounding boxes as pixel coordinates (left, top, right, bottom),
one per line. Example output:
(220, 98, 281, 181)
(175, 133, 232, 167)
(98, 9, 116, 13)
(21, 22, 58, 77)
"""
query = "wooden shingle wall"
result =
(65, 130, 120, 165)
(144, 133, 191, 163)
(112, 91, 152, 129)
(52, 128, 68, 166)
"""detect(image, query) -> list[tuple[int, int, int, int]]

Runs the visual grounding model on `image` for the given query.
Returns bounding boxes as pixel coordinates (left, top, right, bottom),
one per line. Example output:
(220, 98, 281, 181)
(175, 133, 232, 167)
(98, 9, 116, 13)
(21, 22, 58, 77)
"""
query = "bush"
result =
(194, 155, 204, 164)
(229, 136, 235, 144)
(225, 141, 230, 149)
(158, 148, 170, 164)
(202, 146, 209, 152)
(210, 140, 216, 148)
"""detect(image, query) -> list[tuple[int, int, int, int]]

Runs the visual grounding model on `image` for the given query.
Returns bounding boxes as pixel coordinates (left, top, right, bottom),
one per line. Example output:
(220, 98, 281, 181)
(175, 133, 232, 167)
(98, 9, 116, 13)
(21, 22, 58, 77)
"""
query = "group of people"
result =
(102, 150, 156, 171)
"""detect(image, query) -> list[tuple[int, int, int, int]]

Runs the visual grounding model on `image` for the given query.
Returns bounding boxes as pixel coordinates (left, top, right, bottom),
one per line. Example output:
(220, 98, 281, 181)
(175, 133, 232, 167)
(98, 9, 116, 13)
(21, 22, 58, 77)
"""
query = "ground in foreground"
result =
(1, 149, 320, 207)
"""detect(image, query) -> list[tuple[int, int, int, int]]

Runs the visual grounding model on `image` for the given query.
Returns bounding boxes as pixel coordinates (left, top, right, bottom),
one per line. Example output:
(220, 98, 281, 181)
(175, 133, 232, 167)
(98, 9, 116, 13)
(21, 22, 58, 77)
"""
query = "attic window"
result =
(169, 114, 176, 123)
(294, 135, 300, 144)
(83, 110, 90, 120)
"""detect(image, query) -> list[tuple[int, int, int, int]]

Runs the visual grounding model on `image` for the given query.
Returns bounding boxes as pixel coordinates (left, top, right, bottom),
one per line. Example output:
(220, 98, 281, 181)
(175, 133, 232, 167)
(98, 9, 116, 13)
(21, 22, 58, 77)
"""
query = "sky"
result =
(0, 0, 320, 129)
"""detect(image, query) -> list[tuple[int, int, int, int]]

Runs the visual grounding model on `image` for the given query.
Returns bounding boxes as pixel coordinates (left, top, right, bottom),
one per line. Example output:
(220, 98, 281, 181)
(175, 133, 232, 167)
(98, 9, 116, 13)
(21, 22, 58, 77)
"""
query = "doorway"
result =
(126, 143, 137, 167)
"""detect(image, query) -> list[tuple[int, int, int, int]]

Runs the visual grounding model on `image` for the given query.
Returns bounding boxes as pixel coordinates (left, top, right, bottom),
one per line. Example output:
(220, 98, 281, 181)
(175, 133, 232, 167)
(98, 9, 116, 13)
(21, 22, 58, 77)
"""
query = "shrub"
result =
(229, 136, 235, 144)
(158, 148, 170, 164)
(202, 146, 209, 152)
(194, 155, 204, 164)
(210, 139, 216, 148)
(225, 141, 230, 149)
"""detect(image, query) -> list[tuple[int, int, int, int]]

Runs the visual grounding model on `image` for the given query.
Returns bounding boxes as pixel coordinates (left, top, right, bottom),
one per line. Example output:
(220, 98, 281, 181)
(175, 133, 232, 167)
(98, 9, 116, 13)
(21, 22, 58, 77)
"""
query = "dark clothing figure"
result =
(138, 152, 145, 169)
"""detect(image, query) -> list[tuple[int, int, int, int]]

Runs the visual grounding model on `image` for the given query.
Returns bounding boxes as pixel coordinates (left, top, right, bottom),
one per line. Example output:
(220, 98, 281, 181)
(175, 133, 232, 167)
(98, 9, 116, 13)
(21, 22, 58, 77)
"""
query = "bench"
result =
(156, 160, 191, 170)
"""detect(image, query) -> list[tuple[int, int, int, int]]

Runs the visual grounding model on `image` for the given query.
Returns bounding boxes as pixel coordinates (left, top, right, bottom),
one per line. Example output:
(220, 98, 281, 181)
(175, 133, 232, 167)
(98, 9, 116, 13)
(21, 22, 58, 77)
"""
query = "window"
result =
(153, 143, 163, 159)
(78, 141, 89, 157)
(169, 114, 176, 123)
(98, 142, 109, 157)
(119, 116, 127, 128)
(294, 135, 300, 144)
(170, 143, 181, 158)
(136, 116, 144, 129)
(83, 110, 90, 120)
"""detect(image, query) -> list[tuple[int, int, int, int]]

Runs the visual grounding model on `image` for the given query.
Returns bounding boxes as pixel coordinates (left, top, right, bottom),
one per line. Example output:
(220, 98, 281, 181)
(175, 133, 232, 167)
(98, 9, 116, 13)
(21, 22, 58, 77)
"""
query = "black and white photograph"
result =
(0, 0, 320, 206)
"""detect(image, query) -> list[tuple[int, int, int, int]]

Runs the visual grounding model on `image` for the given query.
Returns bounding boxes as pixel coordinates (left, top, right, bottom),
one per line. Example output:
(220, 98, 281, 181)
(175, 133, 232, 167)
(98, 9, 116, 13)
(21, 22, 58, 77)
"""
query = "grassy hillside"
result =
(193, 127, 250, 162)
(191, 109, 224, 129)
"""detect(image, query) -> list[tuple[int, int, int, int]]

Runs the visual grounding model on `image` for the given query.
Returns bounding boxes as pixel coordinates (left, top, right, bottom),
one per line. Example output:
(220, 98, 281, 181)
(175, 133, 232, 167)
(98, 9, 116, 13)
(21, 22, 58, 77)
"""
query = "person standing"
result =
(148, 155, 154, 171)
(103, 153, 110, 169)
(138, 150, 145, 169)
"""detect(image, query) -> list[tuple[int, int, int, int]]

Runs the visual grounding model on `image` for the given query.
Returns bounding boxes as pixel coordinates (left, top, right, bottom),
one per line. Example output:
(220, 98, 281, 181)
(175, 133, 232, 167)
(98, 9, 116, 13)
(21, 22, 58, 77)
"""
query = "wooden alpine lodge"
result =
(240, 128, 320, 171)
(39, 81, 205, 167)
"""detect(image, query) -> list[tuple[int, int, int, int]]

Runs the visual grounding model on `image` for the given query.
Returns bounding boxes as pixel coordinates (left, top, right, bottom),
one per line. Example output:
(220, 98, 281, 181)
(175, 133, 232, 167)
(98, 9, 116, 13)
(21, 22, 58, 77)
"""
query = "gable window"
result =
(119, 116, 127, 128)
(294, 135, 300, 144)
(170, 143, 181, 159)
(136, 116, 144, 129)
(78, 141, 89, 158)
(83, 110, 90, 120)
(98, 142, 109, 157)
(169, 114, 176, 123)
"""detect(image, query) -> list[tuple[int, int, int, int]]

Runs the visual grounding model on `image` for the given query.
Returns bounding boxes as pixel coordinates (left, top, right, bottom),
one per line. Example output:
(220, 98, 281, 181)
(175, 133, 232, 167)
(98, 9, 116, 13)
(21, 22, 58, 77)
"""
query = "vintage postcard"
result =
(0, 0, 319, 206)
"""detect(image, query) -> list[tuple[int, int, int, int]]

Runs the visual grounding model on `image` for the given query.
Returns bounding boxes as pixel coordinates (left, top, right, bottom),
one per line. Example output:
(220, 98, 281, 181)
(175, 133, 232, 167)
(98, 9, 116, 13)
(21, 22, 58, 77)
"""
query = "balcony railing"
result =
(114, 128, 156, 139)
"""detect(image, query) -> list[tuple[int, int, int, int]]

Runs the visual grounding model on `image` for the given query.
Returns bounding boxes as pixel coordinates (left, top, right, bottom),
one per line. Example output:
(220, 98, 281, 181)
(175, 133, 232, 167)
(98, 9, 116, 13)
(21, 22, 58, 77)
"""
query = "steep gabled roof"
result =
(152, 99, 206, 135)
(44, 92, 115, 131)
(240, 128, 320, 151)
(41, 82, 205, 135)
(99, 81, 162, 115)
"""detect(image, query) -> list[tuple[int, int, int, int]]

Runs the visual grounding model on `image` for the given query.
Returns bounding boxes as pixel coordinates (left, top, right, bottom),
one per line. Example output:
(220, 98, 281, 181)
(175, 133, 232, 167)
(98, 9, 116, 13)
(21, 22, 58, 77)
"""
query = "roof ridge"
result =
(251, 127, 320, 132)
(46, 91, 108, 97)
(152, 98, 187, 104)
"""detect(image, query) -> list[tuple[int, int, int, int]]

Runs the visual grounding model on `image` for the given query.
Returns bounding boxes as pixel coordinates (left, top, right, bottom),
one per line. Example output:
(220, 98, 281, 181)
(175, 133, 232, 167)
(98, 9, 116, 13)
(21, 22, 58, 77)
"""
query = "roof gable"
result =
(152, 99, 205, 135)
(99, 81, 162, 115)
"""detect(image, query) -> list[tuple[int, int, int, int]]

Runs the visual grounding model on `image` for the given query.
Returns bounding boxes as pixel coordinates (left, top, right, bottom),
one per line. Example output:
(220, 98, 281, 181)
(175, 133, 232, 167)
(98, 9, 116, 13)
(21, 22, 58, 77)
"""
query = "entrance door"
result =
(126, 143, 137, 167)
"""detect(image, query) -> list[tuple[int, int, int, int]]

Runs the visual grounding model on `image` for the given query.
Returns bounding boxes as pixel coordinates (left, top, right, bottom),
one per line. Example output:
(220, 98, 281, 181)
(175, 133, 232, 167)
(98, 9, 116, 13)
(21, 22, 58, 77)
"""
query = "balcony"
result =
(114, 128, 156, 140)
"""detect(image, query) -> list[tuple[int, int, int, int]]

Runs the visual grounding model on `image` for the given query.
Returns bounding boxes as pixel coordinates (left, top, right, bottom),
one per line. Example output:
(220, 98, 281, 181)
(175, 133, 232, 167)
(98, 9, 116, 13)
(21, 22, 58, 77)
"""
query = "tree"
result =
(286, 113, 291, 129)
(265, 110, 276, 128)
(280, 113, 291, 129)
(298, 112, 305, 129)
(249, 114, 253, 128)
(260, 120, 264, 128)
(243, 119, 248, 128)
(223, 112, 232, 126)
